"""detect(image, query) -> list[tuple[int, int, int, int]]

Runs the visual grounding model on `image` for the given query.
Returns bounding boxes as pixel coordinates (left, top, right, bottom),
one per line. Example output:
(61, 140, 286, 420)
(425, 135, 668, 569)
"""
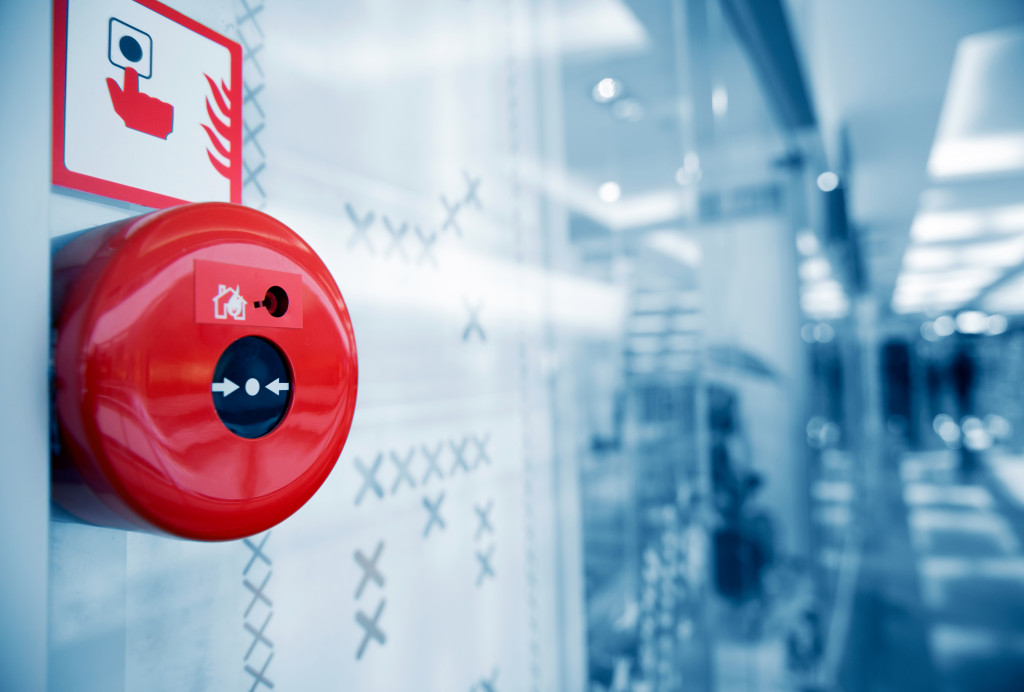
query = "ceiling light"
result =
(921, 321, 940, 342)
(796, 230, 820, 256)
(895, 269, 997, 296)
(598, 181, 621, 203)
(893, 277, 986, 312)
(813, 323, 835, 343)
(645, 231, 701, 266)
(992, 204, 1024, 232)
(902, 246, 959, 271)
(817, 171, 839, 192)
(927, 29, 1024, 178)
(675, 167, 702, 185)
(592, 77, 621, 103)
(986, 314, 1008, 335)
(711, 86, 728, 117)
(801, 280, 849, 318)
(902, 235, 1024, 272)
(675, 151, 702, 186)
(963, 236, 1024, 266)
(934, 315, 956, 337)
(929, 134, 1024, 178)
(802, 279, 844, 297)
(956, 310, 988, 334)
(799, 257, 832, 282)
(910, 210, 983, 242)
(910, 204, 1024, 242)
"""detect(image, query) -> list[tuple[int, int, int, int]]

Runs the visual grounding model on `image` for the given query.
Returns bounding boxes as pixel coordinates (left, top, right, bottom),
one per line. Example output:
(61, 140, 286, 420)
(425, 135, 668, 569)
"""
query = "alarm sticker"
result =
(195, 260, 304, 329)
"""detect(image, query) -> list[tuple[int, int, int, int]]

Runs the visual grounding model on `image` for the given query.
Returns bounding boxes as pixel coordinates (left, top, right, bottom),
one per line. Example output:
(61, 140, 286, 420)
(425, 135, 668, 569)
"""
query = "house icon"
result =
(213, 284, 246, 320)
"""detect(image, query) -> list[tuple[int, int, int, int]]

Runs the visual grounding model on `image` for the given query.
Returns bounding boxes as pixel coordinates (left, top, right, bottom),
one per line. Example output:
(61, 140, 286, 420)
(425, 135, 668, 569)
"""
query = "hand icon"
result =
(106, 67, 174, 139)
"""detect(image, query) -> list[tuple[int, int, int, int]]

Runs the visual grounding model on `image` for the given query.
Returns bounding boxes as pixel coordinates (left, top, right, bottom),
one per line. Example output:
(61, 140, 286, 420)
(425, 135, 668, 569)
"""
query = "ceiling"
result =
(782, 0, 1024, 315)
(555, 0, 789, 235)
(542, 0, 1024, 322)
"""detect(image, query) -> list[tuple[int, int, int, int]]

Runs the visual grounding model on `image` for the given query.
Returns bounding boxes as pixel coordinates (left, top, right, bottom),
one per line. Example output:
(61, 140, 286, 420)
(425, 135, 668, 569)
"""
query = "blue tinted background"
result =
(2, 1, 1024, 690)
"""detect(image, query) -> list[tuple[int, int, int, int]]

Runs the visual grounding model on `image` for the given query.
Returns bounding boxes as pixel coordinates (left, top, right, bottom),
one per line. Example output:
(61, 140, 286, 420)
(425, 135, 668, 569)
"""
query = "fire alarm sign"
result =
(52, 0, 243, 208)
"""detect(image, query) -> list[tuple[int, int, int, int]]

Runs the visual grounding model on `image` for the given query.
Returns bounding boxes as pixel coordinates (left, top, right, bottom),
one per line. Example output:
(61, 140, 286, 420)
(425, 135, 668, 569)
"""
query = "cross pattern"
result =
(351, 432, 494, 511)
(233, 19, 271, 667)
(355, 600, 387, 660)
(415, 226, 439, 267)
(463, 298, 486, 341)
(340, 174, 481, 264)
(244, 571, 273, 617)
(242, 117, 265, 158)
(244, 651, 274, 692)
(449, 438, 471, 475)
(390, 448, 416, 494)
(421, 443, 444, 484)
(474, 500, 494, 540)
(243, 532, 272, 576)
(242, 160, 266, 199)
(471, 434, 491, 468)
(236, 0, 265, 36)
(474, 668, 499, 692)
(236, 29, 265, 78)
(338, 172, 481, 265)
(422, 492, 447, 537)
(382, 216, 409, 260)
(234, 1, 266, 209)
(242, 79, 265, 117)
(354, 541, 385, 599)
(354, 454, 384, 505)
(440, 194, 463, 236)
(345, 203, 376, 253)
(244, 611, 273, 661)
(476, 545, 496, 586)
(463, 170, 482, 210)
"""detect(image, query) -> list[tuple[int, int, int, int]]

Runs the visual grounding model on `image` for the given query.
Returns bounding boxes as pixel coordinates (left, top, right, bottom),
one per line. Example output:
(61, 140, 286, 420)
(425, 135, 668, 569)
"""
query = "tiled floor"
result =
(899, 450, 1024, 692)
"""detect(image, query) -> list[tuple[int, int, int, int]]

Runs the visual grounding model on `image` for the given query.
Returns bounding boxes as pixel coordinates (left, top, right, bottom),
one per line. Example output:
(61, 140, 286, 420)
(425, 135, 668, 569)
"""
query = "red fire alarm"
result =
(52, 203, 358, 540)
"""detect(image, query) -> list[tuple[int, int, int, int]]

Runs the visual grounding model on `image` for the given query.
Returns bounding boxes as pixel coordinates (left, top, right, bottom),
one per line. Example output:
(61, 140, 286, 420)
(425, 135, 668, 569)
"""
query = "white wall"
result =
(0, 2, 52, 689)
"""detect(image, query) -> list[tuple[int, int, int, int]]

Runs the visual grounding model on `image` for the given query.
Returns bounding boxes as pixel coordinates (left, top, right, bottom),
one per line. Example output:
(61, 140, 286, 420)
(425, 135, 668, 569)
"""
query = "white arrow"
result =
(211, 378, 239, 397)
(266, 378, 290, 396)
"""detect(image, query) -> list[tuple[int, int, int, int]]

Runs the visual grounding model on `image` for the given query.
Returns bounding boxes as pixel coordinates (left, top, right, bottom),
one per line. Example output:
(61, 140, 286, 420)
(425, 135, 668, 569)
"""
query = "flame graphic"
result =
(202, 74, 233, 180)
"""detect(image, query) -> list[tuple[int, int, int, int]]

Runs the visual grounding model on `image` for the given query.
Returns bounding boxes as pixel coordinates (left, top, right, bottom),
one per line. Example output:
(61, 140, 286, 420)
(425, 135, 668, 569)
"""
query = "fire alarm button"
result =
(211, 336, 293, 439)
(52, 202, 358, 540)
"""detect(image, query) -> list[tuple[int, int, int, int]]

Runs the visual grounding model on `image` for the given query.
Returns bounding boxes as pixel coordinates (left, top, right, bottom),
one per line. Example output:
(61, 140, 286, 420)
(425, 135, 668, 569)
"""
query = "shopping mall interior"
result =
(2, 0, 1024, 690)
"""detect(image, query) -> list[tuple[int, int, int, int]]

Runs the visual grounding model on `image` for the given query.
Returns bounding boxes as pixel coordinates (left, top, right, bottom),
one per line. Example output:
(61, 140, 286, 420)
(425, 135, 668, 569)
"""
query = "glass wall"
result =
(549, 1, 835, 689)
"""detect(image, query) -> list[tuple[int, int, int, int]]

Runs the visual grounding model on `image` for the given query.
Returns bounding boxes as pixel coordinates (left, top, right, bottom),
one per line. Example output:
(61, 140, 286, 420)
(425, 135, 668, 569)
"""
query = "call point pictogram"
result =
(104, 18, 175, 138)
(52, 0, 243, 207)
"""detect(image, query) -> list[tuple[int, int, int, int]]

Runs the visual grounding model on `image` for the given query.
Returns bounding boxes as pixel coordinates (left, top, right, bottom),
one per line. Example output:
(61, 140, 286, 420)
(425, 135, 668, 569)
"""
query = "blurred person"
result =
(950, 342, 978, 477)
(926, 359, 943, 424)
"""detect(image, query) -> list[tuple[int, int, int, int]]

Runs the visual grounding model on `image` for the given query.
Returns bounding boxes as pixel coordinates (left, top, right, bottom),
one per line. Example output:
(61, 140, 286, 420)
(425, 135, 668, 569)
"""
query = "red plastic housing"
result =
(52, 202, 358, 540)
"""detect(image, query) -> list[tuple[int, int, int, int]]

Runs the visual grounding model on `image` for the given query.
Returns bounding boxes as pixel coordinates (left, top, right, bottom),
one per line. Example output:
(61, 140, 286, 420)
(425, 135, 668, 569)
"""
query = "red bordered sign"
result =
(52, 0, 243, 208)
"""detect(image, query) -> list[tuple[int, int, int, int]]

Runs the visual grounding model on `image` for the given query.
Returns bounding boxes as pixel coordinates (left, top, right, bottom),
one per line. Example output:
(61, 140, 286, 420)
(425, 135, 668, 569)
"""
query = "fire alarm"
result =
(52, 202, 358, 540)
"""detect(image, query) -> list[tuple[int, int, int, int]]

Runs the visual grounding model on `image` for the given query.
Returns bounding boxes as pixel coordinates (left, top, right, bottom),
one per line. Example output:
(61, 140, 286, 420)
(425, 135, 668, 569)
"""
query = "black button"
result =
(211, 336, 292, 438)
(119, 35, 143, 63)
